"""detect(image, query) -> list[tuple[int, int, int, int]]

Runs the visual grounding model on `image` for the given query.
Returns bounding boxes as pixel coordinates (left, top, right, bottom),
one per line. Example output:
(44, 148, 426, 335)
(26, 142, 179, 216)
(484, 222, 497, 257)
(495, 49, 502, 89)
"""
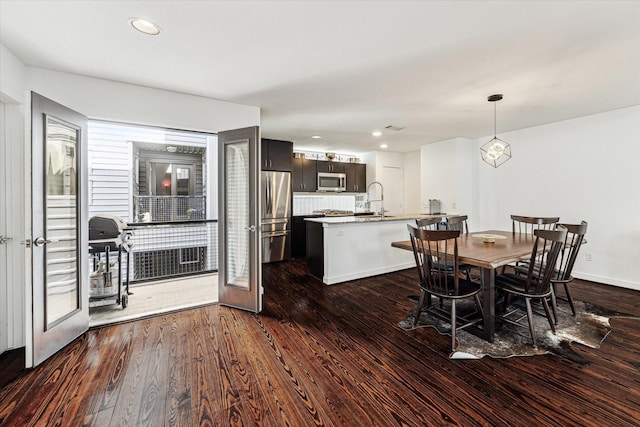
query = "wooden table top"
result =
(391, 230, 536, 270)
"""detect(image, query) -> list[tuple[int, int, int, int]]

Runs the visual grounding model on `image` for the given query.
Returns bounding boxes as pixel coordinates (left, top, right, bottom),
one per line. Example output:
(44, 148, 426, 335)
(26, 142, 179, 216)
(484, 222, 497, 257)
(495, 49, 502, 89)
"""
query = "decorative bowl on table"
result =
(471, 233, 507, 243)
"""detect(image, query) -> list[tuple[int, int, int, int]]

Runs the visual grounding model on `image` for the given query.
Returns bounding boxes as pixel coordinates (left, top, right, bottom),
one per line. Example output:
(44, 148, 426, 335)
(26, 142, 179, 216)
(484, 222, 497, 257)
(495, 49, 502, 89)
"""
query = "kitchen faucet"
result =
(366, 181, 385, 218)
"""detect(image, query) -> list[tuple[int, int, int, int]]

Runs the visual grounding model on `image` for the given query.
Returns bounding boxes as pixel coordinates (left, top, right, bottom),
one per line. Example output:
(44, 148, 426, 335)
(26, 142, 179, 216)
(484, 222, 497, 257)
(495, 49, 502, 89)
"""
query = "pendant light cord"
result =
(494, 102, 497, 138)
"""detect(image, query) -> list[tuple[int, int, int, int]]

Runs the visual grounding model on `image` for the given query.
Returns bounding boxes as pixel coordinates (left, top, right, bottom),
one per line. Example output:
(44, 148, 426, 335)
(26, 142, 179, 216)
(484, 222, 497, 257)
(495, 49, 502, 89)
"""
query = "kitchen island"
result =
(305, 214, 446, 285)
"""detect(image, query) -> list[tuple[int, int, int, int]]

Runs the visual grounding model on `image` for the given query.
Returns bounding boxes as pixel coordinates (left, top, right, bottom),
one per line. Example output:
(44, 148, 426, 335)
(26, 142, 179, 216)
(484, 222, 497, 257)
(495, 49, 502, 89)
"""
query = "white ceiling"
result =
(1, 1, 639, 155)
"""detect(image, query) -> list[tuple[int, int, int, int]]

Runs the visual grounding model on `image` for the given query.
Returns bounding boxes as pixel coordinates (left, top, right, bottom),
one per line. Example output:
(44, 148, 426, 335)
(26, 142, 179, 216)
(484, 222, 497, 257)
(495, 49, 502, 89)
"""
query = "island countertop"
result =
(305, 213, 447, 225)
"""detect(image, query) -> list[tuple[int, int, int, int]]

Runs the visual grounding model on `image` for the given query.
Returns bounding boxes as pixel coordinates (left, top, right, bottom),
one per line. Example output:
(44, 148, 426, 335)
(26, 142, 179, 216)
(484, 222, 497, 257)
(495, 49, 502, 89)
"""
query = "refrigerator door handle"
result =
(263, 231, 288, 238)
(268, 174, 273, 214)
(265, 174, 269, 215)
(261, 218, 289, 225)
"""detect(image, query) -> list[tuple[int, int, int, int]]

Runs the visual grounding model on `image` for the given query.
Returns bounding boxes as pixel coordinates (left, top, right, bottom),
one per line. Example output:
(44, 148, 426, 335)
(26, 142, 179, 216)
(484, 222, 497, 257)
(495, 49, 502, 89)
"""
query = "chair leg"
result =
(465, 268, 472, 282)
(550, 283, 559, 325)
(451, 299, 457, 351)
(413, 291, 428, 328)
(502, 293, 512, 314)
(473, 294, 483, 319)
(525, 298, 537, 348)
(541, 297, 556, 333)
(564, 283, 577, 316)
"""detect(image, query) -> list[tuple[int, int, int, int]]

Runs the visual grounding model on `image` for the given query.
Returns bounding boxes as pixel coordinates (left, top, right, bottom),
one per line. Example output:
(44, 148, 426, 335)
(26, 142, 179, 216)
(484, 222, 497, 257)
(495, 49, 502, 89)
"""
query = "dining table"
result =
(391, 230, 538, 342)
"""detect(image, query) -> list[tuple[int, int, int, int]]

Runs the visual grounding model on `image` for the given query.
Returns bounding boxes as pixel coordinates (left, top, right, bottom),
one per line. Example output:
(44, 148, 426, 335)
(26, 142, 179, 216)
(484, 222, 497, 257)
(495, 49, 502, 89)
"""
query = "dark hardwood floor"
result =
(1, 259, 639, 426)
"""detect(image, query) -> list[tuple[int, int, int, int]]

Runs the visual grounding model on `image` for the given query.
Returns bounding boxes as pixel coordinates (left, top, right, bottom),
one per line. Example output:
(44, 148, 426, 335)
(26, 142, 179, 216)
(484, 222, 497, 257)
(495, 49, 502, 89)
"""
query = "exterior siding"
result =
(88, 121, 212, 222)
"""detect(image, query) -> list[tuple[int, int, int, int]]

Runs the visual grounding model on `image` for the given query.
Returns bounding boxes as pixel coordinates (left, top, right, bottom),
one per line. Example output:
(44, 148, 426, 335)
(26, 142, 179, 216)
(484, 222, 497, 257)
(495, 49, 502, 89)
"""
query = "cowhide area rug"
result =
(397, 297, 636, 362)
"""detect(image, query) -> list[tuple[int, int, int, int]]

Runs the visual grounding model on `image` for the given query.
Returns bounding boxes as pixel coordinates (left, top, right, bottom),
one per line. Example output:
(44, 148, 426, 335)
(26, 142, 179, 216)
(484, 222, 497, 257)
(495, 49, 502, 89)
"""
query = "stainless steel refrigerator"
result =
(261, 171, 291, 263)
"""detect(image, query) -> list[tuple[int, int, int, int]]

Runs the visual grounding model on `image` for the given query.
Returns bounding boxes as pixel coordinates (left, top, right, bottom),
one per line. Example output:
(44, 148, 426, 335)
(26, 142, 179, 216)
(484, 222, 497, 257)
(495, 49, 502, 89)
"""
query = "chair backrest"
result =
(407, 225, 462, 297)
(511, 215, 560, 234)
(416, 217, 441, 230)
(521, 226, 568, 294)
(445, 215, 469, 234)
(554, 221, 588, 281)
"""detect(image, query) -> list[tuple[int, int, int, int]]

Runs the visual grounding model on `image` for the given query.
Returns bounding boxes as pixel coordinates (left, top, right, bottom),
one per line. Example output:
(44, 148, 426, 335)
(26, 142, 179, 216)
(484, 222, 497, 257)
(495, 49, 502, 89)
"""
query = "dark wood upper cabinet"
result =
(344, 163, 367, 193)
(261, 138, 293, 171)
(292, 157, 317, 192)
(316, 160, 344, 173)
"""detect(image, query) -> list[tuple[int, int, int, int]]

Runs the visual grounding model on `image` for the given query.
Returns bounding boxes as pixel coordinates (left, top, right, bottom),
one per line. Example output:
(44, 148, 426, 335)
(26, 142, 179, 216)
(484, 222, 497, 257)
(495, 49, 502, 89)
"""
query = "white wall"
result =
(420, 137, 478, 228)
(402, 151, 421, 214)
(420, 106, 640, 290)
(26, 67, 259, 133)
(0, 44, 25, 103)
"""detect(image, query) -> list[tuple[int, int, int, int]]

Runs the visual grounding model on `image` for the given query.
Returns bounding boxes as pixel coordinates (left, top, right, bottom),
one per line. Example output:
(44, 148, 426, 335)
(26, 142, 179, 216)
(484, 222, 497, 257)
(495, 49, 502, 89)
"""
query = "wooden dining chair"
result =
(445, 215, 469, 234)
(416, 217, 441, 230)
(417, 217, 473, 282)
(409, 218, 447, 301)
(504, 215, 560, 273)
(407, 225, 483, 351)
(511, 215, 559, 234)
(549, 221, 589, 318)
(495, 226, 568, 347)
(513, 221, 588, 322)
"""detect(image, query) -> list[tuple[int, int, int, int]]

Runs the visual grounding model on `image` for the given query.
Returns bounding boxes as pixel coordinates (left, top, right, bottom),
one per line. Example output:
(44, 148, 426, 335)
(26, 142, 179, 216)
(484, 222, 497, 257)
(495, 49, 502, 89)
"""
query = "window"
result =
(149, 162, 195, 197)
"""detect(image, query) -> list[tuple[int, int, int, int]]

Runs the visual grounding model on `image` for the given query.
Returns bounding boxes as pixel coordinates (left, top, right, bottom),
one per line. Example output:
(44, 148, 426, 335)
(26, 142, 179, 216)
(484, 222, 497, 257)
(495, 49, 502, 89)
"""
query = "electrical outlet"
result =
(585, 252, 593, 262)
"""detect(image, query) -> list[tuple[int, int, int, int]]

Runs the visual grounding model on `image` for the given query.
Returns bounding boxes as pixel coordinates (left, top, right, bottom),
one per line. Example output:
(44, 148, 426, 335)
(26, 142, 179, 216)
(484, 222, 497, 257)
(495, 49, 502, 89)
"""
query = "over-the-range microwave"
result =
(317, 172, 346, 192)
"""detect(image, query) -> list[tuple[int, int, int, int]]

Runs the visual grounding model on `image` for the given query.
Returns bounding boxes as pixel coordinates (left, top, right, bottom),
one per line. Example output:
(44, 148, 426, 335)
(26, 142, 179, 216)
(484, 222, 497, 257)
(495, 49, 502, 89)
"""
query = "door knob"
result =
(244, 225, 256, 232)
(33, 237, 52, 247)
(0, 235, 13, 245)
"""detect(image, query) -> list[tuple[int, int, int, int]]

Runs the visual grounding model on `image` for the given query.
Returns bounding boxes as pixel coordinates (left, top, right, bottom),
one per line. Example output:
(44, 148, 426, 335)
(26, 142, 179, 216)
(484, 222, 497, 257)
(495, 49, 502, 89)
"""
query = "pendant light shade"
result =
(480, 94, 511, 167)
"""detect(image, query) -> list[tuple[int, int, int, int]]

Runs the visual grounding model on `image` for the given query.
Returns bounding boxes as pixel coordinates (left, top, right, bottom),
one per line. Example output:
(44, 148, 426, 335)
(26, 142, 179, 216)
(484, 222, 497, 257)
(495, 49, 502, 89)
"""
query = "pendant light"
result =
(480, 94, 511, 167)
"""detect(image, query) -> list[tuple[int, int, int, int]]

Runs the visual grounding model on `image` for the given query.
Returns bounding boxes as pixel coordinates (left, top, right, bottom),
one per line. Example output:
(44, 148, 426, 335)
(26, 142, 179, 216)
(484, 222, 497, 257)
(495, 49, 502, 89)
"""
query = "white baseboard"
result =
(323, 262, 415, 285)
(573, 271, 639, 291)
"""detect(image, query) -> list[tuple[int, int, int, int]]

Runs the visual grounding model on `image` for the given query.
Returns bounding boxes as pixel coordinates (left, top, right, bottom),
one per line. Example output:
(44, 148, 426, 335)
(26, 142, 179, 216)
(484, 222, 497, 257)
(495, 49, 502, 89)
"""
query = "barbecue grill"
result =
(88, 214, 132, 309)
(89, 214, 130, 251)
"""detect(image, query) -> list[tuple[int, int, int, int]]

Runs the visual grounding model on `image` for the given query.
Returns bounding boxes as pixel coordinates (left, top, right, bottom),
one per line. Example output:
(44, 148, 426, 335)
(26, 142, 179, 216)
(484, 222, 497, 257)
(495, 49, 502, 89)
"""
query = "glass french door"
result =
(31, 92, 88, 366)
(217, 126, 262, 312)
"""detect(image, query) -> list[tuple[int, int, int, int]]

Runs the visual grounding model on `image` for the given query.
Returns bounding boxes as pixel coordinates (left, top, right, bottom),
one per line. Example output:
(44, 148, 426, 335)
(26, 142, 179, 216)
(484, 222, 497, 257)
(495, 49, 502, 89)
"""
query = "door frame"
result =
(0, 96, 27, 358)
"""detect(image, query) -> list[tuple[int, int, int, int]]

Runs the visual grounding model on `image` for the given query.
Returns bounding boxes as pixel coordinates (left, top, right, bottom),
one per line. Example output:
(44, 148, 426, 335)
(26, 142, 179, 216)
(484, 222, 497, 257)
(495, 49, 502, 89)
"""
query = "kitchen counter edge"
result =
(304, 213, 448, 224)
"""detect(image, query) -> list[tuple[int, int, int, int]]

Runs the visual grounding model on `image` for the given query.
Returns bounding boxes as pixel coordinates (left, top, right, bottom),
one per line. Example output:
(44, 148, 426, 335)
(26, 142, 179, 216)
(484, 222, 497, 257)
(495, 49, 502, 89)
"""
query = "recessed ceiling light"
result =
(380, 143, 388, 149)
(129, 18, 161, 35)
(372, 131, 382, 137)
(311, 135, 322, 139)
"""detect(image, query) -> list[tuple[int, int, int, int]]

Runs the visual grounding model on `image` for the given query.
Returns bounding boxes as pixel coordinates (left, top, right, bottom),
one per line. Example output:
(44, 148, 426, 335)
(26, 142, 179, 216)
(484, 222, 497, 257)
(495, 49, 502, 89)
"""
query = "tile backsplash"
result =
(293, 194, 356, 215)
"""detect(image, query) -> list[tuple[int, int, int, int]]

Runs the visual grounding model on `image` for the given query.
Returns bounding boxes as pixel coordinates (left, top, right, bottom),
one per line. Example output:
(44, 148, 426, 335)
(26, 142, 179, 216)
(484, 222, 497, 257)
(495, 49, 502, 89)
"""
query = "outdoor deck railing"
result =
(125, 219, 218, 284)
(133, 195, 206, 223)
